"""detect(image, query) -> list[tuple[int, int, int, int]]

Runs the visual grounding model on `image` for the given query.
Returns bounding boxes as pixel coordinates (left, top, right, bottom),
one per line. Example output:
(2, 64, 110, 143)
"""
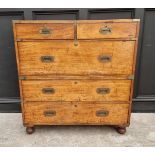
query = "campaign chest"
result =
(13, 20, 140, 134)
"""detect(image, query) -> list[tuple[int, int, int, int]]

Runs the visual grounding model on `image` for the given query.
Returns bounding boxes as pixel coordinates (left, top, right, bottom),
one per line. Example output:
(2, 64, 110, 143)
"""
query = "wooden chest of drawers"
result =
(13, 20, 140, 134)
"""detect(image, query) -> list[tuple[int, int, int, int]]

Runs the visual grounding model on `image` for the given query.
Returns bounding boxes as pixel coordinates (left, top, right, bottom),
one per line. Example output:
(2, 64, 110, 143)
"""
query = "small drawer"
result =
(15, 23, 74, 39)
(21, 80, 131, 102)
(77, 21, 138, 39)
(24, 102, 129, 125)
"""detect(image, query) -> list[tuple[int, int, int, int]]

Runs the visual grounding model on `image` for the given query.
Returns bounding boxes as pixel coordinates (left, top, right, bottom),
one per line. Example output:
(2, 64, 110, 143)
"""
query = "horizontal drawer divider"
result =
(18, 75, 134, 80)
(16, 38, 138, 41)
(23, 101, 131, 104)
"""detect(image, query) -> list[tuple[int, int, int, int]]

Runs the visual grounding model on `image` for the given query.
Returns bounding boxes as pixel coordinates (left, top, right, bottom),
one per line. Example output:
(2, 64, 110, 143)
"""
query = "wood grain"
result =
(21, 80, 131, 102)
(24, 102, 129, 125)
(15, 23, 74, 39)
(18, 41, 135, 75)
(13, 19, 139, 24)
(12, 19, 140, 130)
(77, 22, 138, 39)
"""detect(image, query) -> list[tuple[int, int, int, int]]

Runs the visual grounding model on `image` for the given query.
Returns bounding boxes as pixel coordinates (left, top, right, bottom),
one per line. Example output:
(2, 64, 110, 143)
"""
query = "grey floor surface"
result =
(0, 113, 155, 147)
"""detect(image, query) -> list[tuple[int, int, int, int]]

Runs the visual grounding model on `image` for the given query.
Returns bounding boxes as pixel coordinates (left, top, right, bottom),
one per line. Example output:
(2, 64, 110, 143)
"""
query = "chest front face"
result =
(13, 20, 140, 133)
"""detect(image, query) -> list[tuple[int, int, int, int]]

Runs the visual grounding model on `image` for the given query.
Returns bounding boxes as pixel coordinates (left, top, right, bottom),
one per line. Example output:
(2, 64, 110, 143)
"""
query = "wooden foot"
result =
(115, 126, 126, 134)
(26, 127, 35, 134)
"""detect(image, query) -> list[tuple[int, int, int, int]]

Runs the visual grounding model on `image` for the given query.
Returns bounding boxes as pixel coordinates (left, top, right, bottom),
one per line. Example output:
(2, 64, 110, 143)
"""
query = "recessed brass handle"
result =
(99, 26, 112, 34)
(96, 110, 109, 117)
(96, 88, 110, 94)
(98, 55, 112, 62)
(39, 27, 51, 34)
(44, 110, 56, 117)
(42, 88, 55, 94)
(41, 56, 54, 63)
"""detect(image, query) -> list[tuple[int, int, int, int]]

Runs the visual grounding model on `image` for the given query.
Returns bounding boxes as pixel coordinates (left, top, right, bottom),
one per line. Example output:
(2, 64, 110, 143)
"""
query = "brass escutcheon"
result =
(96, 110, 109, 117)
(99, 26, 112, 34)
(40, 56, 55, 63)
(98, 55, 112, 62)
(42, 88, 55, 94)
(39, 27, 51, 34)
(96, 88, 110, 94)
(44, 110, 56, 117)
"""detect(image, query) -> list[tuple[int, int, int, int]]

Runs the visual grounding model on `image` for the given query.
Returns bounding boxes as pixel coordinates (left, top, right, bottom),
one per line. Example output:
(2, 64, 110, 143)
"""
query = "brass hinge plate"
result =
(19, 76, 26, 80)
(128, 75, 134, 80)
(16, 38, 22, 42)
(132, 19, 140, 22)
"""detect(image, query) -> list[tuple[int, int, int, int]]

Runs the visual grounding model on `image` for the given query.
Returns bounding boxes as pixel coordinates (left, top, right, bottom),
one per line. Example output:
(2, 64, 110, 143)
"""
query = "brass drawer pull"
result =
(44, 110, 56, 117)
(39, 27, 51, 34)
(42, 88, 55, 94)
(99, 26, 112, 34)
(98, 55, 112, 62)
(96, 110, 109, 117)
(41, 56, 54, 63)
(96, 88, 110, 94)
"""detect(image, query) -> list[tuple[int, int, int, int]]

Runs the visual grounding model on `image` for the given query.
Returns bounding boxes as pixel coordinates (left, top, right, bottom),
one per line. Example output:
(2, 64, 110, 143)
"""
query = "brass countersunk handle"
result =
(40, 56, 55, 63)
(96, 110, 109, 117)
(98, 55, 112, 62)
(44, 110, 56, 117)
(39, 27, 51, 34)
(96, 88, 110, 94)
(99, 26, 112, 34)
(42, 88, 55, 94)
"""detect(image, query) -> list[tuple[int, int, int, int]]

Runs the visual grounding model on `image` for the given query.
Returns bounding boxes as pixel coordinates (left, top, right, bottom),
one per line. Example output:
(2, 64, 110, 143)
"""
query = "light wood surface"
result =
(21, 80, 131, 102)
(18, 41, 135, 75)
(24, 102, 129, 125)
(15, 23, 74, 39)
(77, 22, 138, 39)
(13, 19, 140, 130)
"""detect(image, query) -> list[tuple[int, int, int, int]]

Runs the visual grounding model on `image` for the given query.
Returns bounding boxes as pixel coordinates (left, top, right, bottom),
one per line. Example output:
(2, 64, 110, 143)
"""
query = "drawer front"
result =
(21, 80, 131, 102)
(15, 23, 74, 39)
(18, 41, 135, 75)
(24, 102, 129, 125)
(77, 22, 138, 39)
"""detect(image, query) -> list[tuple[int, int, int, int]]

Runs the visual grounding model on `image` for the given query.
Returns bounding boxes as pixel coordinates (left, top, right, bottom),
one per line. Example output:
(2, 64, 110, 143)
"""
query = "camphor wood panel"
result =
(17, 41, 135, 75)
(12, 20, 140, 133)
(21, 80, 131, 102)
(77, 21, 138, 39)
(15, 23, 74, 39)
(24, 102, 129, 125)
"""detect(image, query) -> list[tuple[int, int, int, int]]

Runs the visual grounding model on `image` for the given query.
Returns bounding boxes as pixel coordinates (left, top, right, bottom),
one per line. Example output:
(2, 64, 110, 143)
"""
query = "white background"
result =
(0, 0, 155, 154)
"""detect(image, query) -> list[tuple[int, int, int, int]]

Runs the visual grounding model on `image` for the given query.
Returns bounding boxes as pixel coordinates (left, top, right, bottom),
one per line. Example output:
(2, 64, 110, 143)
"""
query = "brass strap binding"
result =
(128, 75, 134, 80)
(74, 20, 78, 46)
(19, 76, 26, 80)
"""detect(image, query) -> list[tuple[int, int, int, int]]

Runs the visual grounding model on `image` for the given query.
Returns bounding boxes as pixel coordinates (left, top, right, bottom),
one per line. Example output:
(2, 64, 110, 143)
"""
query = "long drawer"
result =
(24, 102, 129, 125)
(21, 80, 131, 102)
(17, 41, 135, 75)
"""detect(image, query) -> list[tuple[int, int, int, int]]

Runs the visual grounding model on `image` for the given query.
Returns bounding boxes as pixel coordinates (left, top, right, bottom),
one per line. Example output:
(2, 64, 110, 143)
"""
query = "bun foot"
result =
(26, 127, 35, 134)
(115, 126, 126, 134)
